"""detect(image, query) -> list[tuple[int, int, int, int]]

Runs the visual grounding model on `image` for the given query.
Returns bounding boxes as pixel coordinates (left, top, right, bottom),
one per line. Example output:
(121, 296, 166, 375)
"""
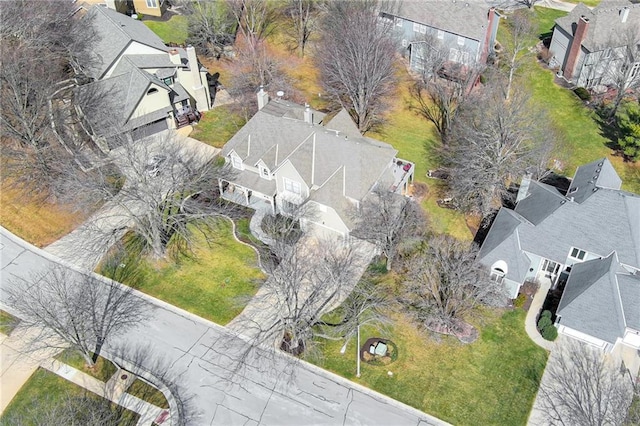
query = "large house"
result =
(218, 90, 415, 239)
(380, 1, 500, 72)
(549, 0, 640, 88)
(478, 158, 640, 352)
(77, 6, 213, 148)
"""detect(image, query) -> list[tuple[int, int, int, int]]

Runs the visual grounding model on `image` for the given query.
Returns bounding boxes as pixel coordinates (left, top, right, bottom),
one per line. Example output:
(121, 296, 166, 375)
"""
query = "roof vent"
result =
(569, 187, 578, 193)
(593, 174, 599, 180)
(621, 7, 630, 23)
(596, 168, 601, 173)
(593, 187, 598, 192)
(598, 161, 604, 166)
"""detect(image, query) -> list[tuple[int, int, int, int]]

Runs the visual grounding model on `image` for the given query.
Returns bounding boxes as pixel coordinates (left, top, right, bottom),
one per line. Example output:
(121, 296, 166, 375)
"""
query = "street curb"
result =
(1, 226, 449, 425)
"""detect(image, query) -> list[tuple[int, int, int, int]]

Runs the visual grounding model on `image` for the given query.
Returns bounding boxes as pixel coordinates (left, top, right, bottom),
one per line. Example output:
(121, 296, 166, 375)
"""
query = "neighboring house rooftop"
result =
(83, 5, 168, 79)
(554, 0, 640, 52)
(389, 0, 494, 41)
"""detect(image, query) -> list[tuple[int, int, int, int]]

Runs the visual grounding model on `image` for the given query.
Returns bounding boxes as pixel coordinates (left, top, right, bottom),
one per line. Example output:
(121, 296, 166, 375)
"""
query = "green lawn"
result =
(0, 310, 18, 335)
(532, 7, 567, 40)
(143, 15, 189, 45)
(1, 368, 139, 425)
(55, 349, 118, 383)
(127, 378, 169, 409)
(190, 105, 248, 148)
(113, 220, 264, 325)
(315, 308, 547, 426)
(370, 73, 472, 241)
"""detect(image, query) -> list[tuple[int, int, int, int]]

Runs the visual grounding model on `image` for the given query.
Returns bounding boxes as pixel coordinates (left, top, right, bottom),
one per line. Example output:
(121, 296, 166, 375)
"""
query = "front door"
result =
(541, 259, 561, 287)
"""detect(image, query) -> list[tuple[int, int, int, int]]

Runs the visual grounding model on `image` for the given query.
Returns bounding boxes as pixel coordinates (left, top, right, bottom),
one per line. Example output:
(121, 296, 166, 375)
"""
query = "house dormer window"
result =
(231, 155, 242, 170)
(146, 0, 158, 7)
(569, 247, 586, 262)
(163, 76, 173, 86)
(437, 30, 444, 40)
(260, 166, 269, 178)
(490, 260, 507, 283)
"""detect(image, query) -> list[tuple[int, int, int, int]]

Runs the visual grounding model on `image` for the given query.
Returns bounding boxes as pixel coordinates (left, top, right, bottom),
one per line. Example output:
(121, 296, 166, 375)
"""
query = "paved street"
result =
(0, 227, 449, 426)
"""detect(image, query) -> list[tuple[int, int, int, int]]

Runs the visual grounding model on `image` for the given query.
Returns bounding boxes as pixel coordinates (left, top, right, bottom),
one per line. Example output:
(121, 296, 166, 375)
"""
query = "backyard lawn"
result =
(190, 104, 247, 148)
(143, 15, 188, 45)
(0, 368, 139, 425)
(111, 220, 264, 325)
(315, 308, 548, 426)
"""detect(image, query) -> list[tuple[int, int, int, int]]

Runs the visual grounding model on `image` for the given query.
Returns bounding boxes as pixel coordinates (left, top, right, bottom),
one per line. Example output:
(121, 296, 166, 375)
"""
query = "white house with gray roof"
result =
(379, 1, 499, 73)
(549, 0, 640, 87)
(218, 90, 415, 238)
(77, 6, 212, 146)
(478, 158, 640, 352)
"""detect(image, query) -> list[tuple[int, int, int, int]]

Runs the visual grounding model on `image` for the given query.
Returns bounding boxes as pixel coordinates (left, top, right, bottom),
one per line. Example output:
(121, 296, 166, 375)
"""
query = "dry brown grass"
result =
(0, 181, 91, 247)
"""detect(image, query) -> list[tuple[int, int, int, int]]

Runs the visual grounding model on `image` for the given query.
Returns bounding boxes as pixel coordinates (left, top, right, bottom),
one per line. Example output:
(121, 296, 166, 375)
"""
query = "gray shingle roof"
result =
(566, 157, 622, 203)
(386, 0, 494, 42)
(325, 109, 363, 140)
(124, 54, 180, 70)
(618, 273, 640, 331)
(478, 209, 531, 283)
(83, 5, 168, 79)
(515, 181, 566, 225)
(222, 99, 398, 203)
(555, 1, 640, 52)
(557, 253, 627, 344)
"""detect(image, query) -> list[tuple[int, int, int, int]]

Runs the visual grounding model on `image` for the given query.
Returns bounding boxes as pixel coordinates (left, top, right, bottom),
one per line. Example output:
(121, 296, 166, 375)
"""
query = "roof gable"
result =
(557, 253, 626, 344)
(566, 157, 622, 203)
(83, 6, 168, 79)
(515, 180, 567, 225)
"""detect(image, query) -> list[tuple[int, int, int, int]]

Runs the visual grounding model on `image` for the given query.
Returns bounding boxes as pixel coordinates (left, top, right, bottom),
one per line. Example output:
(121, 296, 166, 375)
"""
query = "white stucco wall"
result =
(130, 83, 171, 119)
(104, 41, 167, 78)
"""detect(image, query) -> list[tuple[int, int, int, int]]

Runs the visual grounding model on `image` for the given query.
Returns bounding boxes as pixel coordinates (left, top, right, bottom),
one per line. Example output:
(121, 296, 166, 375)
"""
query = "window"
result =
(163, 77, 173, 86)
(401, 39, 408, 47)
(260, 167, 269, 178)
(147, 88, 158, 95)
(569, 247, 587, 261)
(631, 62, 640, 79)
(449, 48, 470, 65)
(437, 30, 444, 40)
(457, 36, 465, 46)
(231, 155, 242, 170)
(283, 177, 301, 195)
(490, 260, 507, 283)
(146, 0, 158, 7)
(413, 22, 426, 34)
(395, 17, 403, 27)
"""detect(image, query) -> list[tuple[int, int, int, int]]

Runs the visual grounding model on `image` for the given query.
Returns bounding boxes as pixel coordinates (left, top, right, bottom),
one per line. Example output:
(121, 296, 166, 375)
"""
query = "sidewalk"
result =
(1, 328, 166, 425)
(524, 279, 555, 351)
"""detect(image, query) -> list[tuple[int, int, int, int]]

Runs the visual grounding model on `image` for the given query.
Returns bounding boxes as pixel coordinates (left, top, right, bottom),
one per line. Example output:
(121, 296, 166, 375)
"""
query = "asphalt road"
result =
(0, 227, 449, 426)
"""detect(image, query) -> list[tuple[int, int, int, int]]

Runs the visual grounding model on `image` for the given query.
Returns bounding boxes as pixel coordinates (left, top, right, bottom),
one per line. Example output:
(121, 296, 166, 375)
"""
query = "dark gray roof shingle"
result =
(515, 181, 566, 225)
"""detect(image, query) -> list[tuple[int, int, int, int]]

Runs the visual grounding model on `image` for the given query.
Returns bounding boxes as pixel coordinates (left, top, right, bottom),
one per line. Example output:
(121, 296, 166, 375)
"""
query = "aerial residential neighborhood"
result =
(0, 0, 639, 425)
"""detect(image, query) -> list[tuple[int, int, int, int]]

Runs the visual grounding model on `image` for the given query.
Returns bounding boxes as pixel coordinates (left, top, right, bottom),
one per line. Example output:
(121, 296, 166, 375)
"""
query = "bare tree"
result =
(538, 339, 635, 426)
(2, 389, 138, 426)
(502, 9, 536, 101)
(400, 235, 505, 340)
(315, 0, 399, 133)
(282, 0, 322, 57)
(61, 131, 237, 260)
(351, 189, 425, 271)
(409, 78, 467, 141)
(186, 0, 237, 58)
(603, 29, 640, 119)
(441, 81, 553, 216)
(7, 265, 150, 367)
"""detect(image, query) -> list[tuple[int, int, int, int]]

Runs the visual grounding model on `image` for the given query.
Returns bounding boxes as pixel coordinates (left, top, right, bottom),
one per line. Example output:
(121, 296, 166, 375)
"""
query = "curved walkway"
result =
(524, 279, 555, 351)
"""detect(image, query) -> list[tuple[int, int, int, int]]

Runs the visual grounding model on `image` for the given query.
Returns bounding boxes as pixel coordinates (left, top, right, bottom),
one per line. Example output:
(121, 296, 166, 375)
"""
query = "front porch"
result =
(218, 178, 276, 214)
(390, 158, 415, 196)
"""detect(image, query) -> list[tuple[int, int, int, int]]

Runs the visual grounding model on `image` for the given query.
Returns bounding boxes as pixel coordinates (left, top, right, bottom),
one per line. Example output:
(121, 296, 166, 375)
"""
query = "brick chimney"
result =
(563, 16, 589, 82)
(481, 7, 497, 63)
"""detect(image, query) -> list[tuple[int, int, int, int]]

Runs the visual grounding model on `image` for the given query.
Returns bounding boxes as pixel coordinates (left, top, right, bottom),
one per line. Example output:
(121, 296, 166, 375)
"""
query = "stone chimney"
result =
(620, 7, 630, 23)
(563, 16, 589, 82)
(257, 86, 269, 110)
(303, 103, 313, 124)
(481, 7, 497, 63)
(185, 46, 210, 111)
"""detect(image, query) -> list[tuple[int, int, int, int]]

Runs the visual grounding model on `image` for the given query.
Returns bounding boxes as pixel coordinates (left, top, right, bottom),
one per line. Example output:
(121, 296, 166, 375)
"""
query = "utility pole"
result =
(356, 322, 361, 378)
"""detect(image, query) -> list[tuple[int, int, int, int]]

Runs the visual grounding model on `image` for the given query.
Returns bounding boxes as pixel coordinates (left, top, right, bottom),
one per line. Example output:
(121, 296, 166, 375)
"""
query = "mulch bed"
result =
(424, 318, 479, 344)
